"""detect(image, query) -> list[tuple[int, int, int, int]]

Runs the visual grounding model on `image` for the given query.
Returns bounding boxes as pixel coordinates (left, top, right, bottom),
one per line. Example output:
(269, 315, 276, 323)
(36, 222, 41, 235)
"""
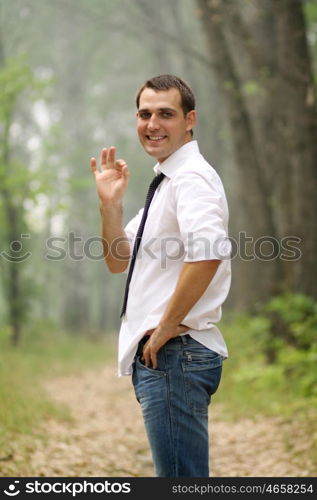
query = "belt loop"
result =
(180, 334, 188, 345)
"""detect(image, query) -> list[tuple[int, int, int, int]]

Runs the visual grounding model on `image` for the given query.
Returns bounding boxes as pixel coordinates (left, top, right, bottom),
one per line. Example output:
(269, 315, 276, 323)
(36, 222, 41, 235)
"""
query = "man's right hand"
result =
(90, 147, 130, 205)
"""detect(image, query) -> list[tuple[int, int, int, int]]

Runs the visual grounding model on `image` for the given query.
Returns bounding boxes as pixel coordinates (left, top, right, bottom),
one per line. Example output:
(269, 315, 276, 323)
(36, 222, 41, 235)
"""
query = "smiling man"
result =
(136, 86, 194, 162)
(91, 75, 231, 477)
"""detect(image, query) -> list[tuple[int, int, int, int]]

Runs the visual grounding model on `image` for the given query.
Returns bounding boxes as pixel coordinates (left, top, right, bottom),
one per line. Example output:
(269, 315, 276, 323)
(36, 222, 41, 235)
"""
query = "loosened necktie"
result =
(120, 172, 165, 318)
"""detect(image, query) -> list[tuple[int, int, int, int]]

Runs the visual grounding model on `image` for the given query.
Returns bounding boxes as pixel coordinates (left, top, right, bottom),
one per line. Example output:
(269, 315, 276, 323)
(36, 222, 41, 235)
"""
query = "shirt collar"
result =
(153, 140, 200, 178)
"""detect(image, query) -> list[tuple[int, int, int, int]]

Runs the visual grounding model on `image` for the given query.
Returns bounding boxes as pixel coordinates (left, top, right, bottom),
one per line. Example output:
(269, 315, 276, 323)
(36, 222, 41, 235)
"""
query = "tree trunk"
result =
(0, 112, 24, 346)
(197, 0, 281, 307)
(0, 36, 25, 345)
(273, 0, 317, 297)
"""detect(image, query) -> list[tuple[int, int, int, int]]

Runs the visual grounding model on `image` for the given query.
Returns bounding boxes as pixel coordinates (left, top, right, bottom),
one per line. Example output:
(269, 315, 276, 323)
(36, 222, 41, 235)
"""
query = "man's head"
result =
(136, 75, 196, 163)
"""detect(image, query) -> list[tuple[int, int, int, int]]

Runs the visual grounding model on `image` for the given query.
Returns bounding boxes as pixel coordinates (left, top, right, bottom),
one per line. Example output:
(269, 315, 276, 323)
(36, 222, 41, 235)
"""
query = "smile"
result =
(146, 135, 167, 142)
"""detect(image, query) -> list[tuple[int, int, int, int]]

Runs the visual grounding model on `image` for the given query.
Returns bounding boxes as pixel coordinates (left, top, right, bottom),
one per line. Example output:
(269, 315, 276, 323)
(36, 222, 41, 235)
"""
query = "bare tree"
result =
(197, 0, 317, 302)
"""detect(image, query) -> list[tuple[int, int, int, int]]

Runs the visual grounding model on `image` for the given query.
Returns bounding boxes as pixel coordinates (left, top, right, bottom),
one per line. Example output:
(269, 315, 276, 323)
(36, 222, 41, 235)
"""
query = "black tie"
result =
(120, 172, 165, 318)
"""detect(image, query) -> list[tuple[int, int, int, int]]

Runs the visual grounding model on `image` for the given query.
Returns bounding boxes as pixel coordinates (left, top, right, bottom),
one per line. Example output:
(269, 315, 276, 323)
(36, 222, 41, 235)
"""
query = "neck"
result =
(158, 136, 193, 164)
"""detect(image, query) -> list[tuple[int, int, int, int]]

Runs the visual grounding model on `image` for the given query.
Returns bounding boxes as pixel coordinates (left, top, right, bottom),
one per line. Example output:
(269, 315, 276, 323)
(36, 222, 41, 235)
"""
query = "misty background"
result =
(1, 0, 316, 344)
(1, 0, 317, 477)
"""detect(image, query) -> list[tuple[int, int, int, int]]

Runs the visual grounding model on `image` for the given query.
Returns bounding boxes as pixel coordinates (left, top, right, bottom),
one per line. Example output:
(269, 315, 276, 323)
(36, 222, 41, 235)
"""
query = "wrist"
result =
(158, 318, 181, 330)
(99, 200, 122, 212)
(99, 198, 122, 206)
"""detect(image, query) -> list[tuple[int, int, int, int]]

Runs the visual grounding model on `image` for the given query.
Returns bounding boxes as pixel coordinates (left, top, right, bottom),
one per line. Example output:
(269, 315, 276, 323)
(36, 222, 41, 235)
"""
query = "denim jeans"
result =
(132, 334, 223, 477)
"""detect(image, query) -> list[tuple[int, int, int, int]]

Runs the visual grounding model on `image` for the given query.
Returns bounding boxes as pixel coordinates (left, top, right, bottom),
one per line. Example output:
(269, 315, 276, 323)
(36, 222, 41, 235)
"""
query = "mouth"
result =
(146, 135, 167, 143)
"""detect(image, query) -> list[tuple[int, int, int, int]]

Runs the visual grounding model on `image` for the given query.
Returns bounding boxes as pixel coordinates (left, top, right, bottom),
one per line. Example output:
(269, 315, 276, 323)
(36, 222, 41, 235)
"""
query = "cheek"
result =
(137, 124, 145, 138)
(168, 123, 184, 139)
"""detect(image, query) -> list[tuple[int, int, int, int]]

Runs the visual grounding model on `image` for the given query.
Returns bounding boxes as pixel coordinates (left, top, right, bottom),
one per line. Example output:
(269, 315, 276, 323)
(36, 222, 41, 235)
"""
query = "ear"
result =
(186, 110, 197, 132)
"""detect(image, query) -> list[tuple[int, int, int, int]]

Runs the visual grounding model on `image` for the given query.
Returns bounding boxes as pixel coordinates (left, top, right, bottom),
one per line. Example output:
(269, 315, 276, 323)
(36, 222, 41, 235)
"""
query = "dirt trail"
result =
(25, 364, 315, 477)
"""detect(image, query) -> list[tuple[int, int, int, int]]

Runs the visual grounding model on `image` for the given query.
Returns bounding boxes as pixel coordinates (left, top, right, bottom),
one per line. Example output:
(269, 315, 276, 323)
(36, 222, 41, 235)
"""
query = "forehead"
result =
(138, 87, 182, 110)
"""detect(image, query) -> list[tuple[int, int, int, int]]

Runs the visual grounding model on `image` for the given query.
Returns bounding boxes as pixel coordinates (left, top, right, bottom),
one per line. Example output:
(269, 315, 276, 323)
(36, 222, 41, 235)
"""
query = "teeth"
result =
(148, 136, 165, 141)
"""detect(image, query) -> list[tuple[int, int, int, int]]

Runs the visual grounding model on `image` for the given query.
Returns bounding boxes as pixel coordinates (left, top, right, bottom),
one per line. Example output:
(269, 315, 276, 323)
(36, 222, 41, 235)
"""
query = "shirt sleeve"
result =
(173, 169, 231, 262)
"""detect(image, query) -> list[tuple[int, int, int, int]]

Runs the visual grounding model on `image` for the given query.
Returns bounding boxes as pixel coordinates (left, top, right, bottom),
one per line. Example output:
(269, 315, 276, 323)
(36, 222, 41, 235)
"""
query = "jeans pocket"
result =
(132, 355, 166, 403)
(182, 347, 223, 414)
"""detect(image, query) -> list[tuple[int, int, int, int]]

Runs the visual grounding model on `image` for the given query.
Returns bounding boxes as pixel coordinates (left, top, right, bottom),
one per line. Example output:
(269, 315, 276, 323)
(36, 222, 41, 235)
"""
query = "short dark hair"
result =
(136, 74, 195, 116)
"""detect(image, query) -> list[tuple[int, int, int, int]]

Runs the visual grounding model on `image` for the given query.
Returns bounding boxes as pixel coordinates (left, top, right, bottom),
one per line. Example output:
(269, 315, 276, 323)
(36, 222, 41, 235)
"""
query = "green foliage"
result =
(262, 293, 317, 351)
(0, 55, 33, 119)
(243, 80, 265, 97)
(217, 294, 317, 419)
(305, 0, 317, 82)
(0, 54, 49, 132)
(0, 55, 52, 202)
(0, 54, 54, 343)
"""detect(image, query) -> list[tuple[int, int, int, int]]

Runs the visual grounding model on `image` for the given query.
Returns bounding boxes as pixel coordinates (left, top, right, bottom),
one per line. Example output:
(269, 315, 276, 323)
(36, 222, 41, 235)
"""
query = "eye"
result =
(139, 111, 151, 119)
(161, 111, 173, 118)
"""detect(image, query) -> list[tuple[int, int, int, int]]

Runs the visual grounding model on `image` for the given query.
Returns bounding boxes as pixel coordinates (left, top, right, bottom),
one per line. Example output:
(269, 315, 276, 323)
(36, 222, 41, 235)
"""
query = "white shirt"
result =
(118, 140, 231, 376)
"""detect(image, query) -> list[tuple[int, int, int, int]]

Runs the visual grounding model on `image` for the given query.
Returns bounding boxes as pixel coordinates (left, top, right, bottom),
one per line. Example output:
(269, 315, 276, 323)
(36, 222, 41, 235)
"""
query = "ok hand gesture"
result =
(91, 147, 130, 205)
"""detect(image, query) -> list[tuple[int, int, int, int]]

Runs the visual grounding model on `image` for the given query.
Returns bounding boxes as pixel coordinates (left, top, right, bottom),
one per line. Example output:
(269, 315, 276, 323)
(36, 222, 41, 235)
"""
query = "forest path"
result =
(28, 364, 314, 477)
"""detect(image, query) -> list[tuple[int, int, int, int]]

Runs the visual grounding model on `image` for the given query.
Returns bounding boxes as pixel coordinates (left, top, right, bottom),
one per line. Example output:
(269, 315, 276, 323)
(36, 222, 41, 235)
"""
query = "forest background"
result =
(0, 0, 316, 476)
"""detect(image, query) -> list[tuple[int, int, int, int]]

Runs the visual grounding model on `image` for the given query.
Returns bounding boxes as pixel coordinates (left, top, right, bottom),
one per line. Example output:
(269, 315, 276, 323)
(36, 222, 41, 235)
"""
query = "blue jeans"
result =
(132, 334, 223, 477)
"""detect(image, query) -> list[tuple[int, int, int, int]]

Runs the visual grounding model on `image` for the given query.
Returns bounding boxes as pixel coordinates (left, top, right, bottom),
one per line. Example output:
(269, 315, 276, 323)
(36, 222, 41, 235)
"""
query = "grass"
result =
(214, 315, 316, 417)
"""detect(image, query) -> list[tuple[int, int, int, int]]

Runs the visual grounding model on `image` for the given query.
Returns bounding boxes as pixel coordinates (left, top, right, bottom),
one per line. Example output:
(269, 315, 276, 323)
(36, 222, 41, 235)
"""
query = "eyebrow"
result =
(138, 107, 176, 113)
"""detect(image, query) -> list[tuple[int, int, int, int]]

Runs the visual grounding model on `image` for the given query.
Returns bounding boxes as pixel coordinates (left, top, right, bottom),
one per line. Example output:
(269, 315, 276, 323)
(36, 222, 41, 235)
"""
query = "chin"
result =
(145, 146, 165, 158)
(149, 153, 162, 162)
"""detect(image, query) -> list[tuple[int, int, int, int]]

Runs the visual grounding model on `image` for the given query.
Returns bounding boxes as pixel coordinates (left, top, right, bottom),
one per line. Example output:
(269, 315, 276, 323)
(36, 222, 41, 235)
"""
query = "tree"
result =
(0, 52, 34, 343)
(197, 0, 317, 304)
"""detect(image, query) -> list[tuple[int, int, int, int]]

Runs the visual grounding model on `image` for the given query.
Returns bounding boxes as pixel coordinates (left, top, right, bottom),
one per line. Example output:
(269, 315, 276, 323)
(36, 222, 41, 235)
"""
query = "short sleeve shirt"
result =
(118, 140, 231, 376)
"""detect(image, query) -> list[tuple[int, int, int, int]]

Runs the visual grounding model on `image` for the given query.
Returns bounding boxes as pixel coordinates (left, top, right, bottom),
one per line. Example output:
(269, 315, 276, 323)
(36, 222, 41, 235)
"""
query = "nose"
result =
(147, 114, 160, 131)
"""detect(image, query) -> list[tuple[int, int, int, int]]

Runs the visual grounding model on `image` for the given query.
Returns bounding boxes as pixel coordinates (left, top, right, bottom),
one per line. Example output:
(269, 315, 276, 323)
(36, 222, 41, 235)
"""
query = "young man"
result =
(91, 75, 231, 477)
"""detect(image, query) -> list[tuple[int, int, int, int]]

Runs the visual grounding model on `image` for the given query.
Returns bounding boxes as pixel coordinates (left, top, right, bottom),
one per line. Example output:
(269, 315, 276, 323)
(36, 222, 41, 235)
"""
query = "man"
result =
(91, 75, 231, 477)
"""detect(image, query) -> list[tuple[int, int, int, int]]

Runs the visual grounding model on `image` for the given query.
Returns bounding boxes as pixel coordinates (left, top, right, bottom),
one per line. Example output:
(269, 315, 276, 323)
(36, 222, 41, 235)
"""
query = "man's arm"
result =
(142, 259, 221, 368)
(99, 201, 130, 273)
(91, 147, 130, 273)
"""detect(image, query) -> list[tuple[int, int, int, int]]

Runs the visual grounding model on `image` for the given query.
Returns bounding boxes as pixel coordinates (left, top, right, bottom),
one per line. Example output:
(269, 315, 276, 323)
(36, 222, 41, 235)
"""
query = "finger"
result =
(90, 157, 97, 174)
(122, 165, 130, 181)
(101, 148, 108, 170)
(141, 340, 151, 367)
(107, 146, 116, 169)
(143, 347, 151, 368)
(115, 159, 127, 170)
(117, 161, 130, 184)
(151, 350, 158, 370)
(145, 328, 155, 336)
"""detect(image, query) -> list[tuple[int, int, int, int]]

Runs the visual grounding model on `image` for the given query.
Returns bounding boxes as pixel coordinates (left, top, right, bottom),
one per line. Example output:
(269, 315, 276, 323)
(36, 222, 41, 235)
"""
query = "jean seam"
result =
(165, 347, 176, 477)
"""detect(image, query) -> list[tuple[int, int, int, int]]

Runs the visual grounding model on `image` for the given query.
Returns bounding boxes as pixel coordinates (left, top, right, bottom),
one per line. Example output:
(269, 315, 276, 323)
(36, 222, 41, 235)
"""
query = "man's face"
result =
(136, 88, 196, 163)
